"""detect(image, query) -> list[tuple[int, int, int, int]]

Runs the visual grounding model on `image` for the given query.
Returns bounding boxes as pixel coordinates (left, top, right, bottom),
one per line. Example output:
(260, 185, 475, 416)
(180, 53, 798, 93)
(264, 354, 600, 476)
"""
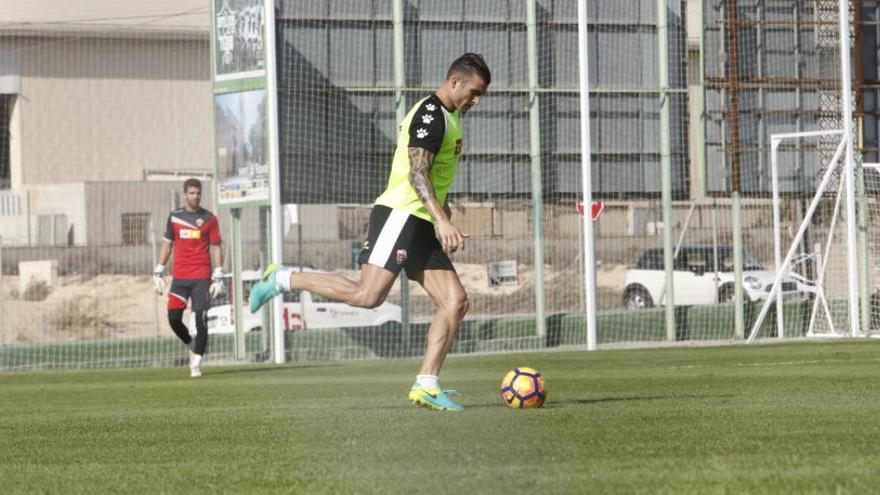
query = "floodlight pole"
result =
(838, 0, 861, 337)
(231, 208, 246, 360)
(657, 0, 676, 341)
(392, 0, 412, 351)
(265, 0, 285, 363)
(577, 0, 597, 350)
(528, 0, 547, 339)
(856, 162, 870, 332)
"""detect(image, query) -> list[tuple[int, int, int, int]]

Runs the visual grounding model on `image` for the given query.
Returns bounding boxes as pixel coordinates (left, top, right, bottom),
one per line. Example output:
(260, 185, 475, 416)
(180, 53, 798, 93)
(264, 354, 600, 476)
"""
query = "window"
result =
(121, 213, 150, 245)
(636, 249, 663, 270)
(684, 251, 709, 273)
(0, 95, 13, 190)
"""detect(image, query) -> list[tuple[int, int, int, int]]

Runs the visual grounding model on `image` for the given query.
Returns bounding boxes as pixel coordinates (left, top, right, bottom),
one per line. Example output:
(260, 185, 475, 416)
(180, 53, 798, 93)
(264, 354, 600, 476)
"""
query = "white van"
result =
(190, 268, 402, 333)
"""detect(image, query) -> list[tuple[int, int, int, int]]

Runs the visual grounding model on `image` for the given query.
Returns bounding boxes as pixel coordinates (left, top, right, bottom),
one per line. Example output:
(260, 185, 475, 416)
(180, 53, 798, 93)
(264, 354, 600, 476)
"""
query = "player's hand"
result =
(152, 264, 166, 295)
(434, 220, 469, 254)
(209, 267, 225, 299)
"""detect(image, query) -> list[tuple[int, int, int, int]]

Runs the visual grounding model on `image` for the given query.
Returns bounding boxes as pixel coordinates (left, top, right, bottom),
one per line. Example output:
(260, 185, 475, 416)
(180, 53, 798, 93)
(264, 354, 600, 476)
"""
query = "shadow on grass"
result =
(355, 394, 729, 412)
(212, 364, 332, 375)
(462, 393, 737, 410)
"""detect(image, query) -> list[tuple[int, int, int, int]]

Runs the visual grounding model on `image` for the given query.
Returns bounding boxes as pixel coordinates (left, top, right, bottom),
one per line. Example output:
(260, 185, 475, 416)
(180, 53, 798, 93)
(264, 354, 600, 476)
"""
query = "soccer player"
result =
(249, 53, 491, 411)
(152, 178, 225, 377)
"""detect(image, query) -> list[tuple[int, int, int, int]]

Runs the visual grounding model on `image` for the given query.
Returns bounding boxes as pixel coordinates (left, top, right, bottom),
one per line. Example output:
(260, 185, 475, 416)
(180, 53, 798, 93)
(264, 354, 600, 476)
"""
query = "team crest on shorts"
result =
(396, 249, 408, 264)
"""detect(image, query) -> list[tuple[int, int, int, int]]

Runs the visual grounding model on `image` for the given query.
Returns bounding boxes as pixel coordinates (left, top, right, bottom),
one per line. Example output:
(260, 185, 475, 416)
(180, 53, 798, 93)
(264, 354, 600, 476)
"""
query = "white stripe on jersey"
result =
(171, 216, 199, 229)
(369, 209, 409, 267)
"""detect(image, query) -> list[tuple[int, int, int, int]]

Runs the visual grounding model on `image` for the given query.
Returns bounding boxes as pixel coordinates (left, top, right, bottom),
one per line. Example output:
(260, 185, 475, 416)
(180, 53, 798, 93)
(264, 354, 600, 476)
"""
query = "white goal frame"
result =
(749, 130, 845, 342)
(748, 131, 851, 342)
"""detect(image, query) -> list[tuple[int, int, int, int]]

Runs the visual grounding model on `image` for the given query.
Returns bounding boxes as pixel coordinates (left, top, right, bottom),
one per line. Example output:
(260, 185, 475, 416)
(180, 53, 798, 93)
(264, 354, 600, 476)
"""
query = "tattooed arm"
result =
(408, 147, 445, 220)
(408, 147, 467, 253)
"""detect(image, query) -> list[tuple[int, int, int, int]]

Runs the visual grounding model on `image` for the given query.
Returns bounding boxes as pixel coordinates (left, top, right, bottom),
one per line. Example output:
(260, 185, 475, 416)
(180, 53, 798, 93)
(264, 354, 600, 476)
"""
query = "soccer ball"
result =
(500, 367, 546, 409)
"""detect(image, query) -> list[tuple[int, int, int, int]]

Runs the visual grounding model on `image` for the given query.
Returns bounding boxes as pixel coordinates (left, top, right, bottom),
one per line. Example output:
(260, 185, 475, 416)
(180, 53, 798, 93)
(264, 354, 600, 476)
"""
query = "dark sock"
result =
(192, 310, 208, 355)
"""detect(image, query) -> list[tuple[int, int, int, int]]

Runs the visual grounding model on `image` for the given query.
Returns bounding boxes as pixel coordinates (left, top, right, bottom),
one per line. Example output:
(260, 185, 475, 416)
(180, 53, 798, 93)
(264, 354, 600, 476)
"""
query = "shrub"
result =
(51, 296, 108, 333)
(22, 278, 52, 301)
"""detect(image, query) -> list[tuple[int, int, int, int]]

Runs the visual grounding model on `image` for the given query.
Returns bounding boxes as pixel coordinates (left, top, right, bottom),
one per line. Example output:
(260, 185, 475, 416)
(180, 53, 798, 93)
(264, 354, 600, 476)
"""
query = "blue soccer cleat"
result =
(408, 384, 463, 412)
(248, 263, 285, 313)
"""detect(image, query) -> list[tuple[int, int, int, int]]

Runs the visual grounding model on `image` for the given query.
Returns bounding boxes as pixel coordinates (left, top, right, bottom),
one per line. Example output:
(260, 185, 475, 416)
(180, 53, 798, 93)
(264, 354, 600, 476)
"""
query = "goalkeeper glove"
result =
(152, 264, 166, 295)
(209, 267, 225, 299)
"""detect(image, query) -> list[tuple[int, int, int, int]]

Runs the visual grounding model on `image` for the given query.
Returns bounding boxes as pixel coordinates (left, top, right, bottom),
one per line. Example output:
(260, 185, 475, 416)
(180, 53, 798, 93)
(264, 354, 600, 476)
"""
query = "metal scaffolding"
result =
(704, 0, 879, 195)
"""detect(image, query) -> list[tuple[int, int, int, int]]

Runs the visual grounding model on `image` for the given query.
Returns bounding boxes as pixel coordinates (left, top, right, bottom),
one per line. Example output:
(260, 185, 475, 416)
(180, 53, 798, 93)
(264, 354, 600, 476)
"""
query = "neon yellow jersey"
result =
(375, 94, 462, 223)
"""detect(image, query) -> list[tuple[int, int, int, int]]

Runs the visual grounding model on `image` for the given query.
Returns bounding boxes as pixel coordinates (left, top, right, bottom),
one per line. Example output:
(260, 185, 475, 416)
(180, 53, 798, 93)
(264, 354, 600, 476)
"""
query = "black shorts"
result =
(168, 278, 210, 311)
(357, 205, 455, 278)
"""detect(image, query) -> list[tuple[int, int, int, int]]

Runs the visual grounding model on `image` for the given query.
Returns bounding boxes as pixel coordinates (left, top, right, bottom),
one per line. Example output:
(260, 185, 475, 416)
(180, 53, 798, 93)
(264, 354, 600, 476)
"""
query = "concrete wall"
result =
(83, 181, 211, 246)
(29, 183, 87, 243)
(11, 36, 212, 186)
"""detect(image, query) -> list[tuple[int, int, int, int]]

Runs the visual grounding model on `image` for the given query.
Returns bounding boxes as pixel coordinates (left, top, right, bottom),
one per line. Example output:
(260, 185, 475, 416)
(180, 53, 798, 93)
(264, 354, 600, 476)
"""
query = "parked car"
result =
(189, 268, 402, 333)
(622, 245, 805, 309)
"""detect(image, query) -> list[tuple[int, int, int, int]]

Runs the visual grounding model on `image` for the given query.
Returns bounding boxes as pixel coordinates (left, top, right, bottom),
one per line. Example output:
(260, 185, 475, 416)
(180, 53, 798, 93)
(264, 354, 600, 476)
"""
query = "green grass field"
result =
(4, 340, 880, 494)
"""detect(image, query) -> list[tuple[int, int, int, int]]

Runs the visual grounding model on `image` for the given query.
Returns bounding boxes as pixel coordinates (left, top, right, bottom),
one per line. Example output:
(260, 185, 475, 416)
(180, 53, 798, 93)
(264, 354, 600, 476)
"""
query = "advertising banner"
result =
(211, 0, 271, 207)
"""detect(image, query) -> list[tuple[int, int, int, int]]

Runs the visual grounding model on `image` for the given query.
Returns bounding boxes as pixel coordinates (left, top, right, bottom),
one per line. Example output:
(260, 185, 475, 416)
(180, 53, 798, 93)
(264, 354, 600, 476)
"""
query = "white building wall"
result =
(14, 36, 212, 186)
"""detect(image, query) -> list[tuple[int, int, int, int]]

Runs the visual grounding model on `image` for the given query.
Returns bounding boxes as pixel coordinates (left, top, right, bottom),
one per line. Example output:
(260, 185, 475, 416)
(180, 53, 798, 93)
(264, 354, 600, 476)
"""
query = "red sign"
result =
(576, 200, 604, 221)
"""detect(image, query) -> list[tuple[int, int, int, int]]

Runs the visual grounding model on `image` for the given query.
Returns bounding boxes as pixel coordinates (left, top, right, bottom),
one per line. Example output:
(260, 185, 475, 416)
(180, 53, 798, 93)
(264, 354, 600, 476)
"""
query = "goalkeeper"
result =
(152, 178, 225, 378)
(250, 53, 490, 411)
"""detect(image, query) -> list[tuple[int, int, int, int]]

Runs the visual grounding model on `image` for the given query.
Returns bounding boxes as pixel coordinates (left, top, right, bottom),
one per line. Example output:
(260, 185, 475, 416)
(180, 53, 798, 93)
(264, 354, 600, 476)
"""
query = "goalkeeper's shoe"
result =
(248, 263, 285, 313)
(189, 354, 202, 378)
(408, 385, 463, 412)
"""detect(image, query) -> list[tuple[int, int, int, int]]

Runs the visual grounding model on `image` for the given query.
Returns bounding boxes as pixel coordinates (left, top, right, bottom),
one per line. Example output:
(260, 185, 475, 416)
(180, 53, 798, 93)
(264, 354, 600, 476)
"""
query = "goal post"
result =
(748, 132, 847, 342)
(837, 0, 861, 340)
(577, 0, 597, 351)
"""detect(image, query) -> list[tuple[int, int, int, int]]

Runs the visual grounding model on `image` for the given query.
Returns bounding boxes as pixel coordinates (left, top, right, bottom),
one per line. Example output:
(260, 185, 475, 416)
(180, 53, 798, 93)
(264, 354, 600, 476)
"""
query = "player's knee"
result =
(168, 309, 184, 325)
(360, 295, 385, 310)
(457, 295, 470, 317)
(194, 310, 208, 330)
(351, 289, 384, 309)
(442, 293, 469, 318)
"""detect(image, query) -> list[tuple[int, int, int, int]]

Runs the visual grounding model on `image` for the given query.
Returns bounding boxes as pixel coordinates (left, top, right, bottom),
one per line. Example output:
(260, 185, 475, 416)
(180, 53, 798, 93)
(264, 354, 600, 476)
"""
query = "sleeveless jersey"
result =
(374, 94, 462, 223)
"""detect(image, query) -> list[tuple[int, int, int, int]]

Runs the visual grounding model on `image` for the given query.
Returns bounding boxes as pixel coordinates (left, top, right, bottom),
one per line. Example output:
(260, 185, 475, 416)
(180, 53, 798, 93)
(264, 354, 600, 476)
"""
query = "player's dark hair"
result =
(447, 53, 491, 86)
(183, 178, 202, 191)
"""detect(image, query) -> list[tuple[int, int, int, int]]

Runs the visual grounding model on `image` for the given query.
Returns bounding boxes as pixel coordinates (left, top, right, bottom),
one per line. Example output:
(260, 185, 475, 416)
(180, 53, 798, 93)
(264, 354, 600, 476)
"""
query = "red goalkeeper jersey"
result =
(164, 207, 222, 279)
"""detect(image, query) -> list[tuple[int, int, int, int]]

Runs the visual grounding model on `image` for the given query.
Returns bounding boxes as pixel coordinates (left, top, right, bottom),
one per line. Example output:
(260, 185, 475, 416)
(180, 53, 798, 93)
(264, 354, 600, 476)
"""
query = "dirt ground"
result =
(0, 263, 628, 344)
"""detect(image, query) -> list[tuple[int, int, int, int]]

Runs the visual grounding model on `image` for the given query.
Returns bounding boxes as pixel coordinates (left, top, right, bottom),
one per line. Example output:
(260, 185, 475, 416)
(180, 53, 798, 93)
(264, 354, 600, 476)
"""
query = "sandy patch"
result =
(1, 263, 628, 343)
